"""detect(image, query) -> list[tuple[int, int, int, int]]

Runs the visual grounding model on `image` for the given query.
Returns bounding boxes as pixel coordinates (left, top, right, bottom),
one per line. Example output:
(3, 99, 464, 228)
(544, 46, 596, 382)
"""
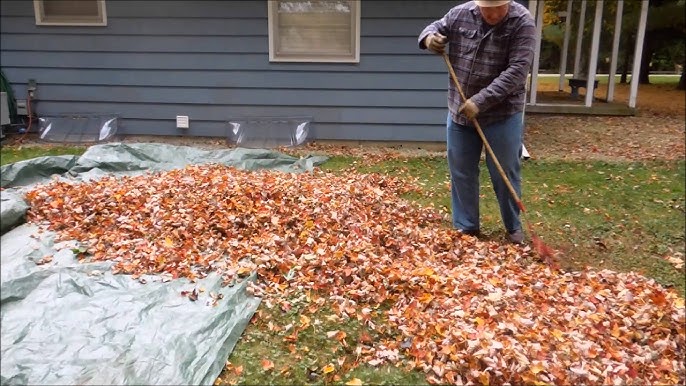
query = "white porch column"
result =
(573, 0, 587, 78)
(529, 0, 545, 104)
(629, 0, 649, 108)
(558, 0, 574, 91)
(528, 0, 537, 15)
(585, 0, 603, 107)
(607, 0, 624, 102)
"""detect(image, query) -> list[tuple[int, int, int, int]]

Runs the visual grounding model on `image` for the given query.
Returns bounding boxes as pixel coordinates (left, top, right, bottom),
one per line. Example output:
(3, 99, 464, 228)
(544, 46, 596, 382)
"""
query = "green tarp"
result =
(0, 143, 327, 385)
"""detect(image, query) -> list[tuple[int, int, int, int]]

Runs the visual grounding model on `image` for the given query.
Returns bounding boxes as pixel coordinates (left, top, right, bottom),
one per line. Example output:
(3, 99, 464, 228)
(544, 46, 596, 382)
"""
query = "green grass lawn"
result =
(0, 145, 87, 166)
(2, 145, 684, 385)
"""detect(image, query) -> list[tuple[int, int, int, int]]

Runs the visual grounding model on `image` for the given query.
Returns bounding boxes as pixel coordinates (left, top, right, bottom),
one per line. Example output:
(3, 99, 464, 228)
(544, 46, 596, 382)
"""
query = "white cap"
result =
(474, 0, 511, 7)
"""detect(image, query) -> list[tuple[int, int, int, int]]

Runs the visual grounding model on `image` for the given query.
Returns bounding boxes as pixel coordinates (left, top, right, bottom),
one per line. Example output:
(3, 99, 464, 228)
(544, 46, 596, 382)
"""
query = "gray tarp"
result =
(0, 143, 328, 385)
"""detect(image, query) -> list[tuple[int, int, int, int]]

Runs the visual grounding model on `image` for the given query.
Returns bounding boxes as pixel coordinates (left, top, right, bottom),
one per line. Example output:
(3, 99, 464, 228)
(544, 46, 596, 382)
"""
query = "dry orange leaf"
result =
(478, 371, 490, 385)
(611, 323, 621, 338)
(551, 329, 564, 341)
(418, 293, 433, 304)
(260, 359, 274, 372)
(530, 362, 545, 375)
(322, 363, 335, 374)
(300, 315, 311, 328)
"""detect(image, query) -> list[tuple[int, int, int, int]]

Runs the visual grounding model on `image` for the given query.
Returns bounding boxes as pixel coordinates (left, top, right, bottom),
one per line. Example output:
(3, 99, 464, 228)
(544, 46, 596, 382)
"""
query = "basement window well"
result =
(34, 0, 107, 26)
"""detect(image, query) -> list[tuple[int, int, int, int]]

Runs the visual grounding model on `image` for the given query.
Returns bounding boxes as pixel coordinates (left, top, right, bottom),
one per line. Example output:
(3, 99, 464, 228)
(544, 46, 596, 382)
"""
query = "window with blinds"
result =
(268, 0, 360, 63)
(34, 0, 107, 26)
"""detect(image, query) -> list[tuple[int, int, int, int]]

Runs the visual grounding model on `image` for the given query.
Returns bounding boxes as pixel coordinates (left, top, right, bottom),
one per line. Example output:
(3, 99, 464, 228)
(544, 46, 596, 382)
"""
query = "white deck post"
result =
(629, 0, 649, 108)
(573, 0, 587, 78)
(527, 0, 537, 15)
(529, 0, 545, 104)
(585, 0, 603, 107)
(607, 0, 624, 102)
(527, 0, 537, 104)
(559, 0, 574, 91)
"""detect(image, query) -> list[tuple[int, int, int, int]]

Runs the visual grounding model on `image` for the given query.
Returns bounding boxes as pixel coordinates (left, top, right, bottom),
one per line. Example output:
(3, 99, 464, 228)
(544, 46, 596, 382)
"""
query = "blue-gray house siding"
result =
(0, 0, 527, 142)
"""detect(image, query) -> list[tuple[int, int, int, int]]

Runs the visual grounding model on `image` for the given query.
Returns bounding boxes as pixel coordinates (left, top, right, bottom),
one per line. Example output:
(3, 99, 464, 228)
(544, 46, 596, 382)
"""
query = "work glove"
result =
(459, 99, 479, 120)
(425, 33, 447, 54)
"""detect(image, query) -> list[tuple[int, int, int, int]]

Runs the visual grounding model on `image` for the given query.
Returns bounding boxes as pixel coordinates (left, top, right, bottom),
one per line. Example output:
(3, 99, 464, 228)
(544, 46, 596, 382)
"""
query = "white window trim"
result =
(268, 0, 361, 63)
(34, 0, 108, 27)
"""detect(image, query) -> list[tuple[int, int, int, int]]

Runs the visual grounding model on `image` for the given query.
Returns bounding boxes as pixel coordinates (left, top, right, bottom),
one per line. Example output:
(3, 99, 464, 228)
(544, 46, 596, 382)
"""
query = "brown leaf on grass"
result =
(224, 362, 243, 377)
(322, 363, 335, 374)
(260, 359, 274, 372)
(278, 366, 291, 376)
(299, 315, 311, 329)
(326, 330, 348, 347)
(283, 327, 299, 343)
(663, 253, 685, 270)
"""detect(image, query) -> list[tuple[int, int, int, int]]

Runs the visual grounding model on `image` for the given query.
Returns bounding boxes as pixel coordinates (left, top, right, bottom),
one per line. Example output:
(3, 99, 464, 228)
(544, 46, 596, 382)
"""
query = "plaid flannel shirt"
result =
(418, 1, 536, 126)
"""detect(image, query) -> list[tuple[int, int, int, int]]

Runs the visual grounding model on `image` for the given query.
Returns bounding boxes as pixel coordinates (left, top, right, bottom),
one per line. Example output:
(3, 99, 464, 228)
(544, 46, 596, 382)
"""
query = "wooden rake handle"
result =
(441, 53, 526, 213)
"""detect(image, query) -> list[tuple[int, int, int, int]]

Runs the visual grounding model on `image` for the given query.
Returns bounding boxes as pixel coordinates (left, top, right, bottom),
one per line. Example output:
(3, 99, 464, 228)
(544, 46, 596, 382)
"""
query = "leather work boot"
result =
(508, 230, 525, 244)
(458, 229, 481, 237)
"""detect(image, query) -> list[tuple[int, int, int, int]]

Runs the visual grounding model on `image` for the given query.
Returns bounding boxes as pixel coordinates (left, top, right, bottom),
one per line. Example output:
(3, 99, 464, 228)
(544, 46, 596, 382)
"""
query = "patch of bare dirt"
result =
(525, 81, 685, 162)
(525, 114, 685, 162)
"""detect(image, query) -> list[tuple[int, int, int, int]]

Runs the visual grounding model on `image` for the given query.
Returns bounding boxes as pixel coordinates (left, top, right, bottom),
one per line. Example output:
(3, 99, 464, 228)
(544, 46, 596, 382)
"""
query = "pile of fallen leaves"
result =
(25, 164, 685, 385)
(276, 142, 449, 169)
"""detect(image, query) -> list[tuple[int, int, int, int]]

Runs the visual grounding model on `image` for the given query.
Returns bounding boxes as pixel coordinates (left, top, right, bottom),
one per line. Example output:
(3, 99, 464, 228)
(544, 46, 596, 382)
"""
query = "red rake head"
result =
(515, 199, 559, 269)
(527, 226, 559, 270)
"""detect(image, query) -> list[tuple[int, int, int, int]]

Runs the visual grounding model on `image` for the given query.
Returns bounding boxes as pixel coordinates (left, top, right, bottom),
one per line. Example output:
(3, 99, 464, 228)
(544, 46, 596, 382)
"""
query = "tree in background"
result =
(541, 0, 685, 87)
(542, 1, 631, 79)
(633, 0, 685, 84)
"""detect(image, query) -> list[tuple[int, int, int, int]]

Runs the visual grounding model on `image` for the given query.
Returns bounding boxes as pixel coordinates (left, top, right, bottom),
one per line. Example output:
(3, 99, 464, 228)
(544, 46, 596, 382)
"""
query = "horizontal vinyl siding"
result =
(0, 0, 490, 142)
(3, 68, 449, 90)
(25, 85, 443, 107)
(2, 35, 433, 55)
(0, 16, 437, 36)
(0, 52, 444, 72)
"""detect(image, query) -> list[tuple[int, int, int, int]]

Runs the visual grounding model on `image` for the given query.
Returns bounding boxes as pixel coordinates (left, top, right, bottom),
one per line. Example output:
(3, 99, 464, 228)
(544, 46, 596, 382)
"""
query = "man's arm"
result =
(418, 10, 453, 49)
(469, 22, 536, 112)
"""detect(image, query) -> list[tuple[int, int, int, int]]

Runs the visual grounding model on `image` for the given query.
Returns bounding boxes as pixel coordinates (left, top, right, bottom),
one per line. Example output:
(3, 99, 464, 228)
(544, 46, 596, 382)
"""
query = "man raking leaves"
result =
(418, 0, 556, 263)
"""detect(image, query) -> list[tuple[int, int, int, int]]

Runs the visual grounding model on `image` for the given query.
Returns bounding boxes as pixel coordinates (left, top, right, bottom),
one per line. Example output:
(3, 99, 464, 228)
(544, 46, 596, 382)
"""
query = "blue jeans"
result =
(446, 112, 523, 233)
